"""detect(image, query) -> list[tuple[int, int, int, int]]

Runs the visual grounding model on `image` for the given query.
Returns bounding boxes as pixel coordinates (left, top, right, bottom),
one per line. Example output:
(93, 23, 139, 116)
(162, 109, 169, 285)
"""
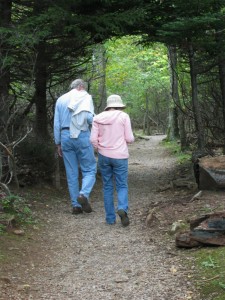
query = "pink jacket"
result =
(90, 110, 134, 159)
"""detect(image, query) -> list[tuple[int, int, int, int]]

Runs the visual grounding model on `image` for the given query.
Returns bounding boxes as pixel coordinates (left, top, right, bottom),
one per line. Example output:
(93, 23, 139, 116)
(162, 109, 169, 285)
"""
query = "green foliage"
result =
(105, 36, 170, 129)
(190, 247, 225, 299)
(0, 224, 6, 234)
(161, 139, 191, 164)
(1, 195, 33, 224)
(218, 282, 225, 290)
(201, 256, 218, 268)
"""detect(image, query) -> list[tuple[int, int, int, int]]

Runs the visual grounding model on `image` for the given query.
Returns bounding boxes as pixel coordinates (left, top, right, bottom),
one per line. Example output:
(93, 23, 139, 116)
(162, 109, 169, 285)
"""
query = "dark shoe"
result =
(117, 209, 130, 227)
(77, 194, 92, 213)
(72, 207, 83, 215)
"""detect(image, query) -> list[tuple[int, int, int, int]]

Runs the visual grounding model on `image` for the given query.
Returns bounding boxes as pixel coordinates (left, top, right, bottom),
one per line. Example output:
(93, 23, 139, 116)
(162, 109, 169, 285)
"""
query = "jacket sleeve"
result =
(124, 115, 135, 144)
(90, 120, 99, 149)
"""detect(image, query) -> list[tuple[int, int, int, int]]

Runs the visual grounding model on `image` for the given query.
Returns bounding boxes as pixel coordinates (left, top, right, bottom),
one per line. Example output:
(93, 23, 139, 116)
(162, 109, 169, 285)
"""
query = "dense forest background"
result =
(1, 0, 225, 190)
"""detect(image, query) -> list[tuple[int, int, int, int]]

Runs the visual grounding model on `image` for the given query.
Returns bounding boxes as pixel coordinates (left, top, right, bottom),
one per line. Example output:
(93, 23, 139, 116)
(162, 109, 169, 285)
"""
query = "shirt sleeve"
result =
(90, 120, 99, 149)
(124, 115, 135, 144)
(87, 112, 94, 124)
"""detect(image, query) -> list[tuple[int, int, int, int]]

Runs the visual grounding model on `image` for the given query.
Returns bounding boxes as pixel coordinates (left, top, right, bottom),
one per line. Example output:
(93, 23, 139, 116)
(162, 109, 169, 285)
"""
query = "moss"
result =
(185, 247, 225, 299)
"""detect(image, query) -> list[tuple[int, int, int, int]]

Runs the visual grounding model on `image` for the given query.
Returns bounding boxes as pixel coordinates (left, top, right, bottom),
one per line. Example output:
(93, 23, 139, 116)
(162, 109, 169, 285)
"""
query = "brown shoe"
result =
(77, 194, 92, 213)
(72, 207, 83, 214)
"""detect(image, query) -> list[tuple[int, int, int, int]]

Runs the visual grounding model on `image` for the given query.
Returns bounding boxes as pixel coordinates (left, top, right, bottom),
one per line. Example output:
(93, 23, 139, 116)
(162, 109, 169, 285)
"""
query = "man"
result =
(54, 79, 96, 214)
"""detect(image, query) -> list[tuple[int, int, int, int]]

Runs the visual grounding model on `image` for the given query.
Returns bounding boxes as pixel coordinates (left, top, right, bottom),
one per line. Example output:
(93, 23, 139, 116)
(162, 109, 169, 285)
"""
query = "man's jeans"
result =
(61, 130, 96, 208)
(98, 153, 129, 224)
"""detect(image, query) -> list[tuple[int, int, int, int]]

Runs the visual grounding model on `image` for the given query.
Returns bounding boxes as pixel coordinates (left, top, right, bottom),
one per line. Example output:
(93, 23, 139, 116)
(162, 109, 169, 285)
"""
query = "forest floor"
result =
(0, 135, 224, 300)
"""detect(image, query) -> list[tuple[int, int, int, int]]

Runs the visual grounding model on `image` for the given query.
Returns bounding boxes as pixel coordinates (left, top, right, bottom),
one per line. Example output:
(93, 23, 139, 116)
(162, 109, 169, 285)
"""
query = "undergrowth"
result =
(161, 139, 191, 164)
(186, 247, 225, 300)
(0, 194, 34, 234)
(162, 139, 225, 299)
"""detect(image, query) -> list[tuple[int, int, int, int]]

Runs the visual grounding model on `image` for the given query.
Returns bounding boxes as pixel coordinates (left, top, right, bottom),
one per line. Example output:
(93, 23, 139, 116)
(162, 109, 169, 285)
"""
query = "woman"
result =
(90, 95, 134, 226)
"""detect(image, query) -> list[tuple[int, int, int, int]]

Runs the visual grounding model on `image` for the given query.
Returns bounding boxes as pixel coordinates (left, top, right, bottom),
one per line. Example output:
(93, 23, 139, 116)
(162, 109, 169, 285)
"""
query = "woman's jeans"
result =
(61, 130, 96, 208)
(98, 153, 129, 224)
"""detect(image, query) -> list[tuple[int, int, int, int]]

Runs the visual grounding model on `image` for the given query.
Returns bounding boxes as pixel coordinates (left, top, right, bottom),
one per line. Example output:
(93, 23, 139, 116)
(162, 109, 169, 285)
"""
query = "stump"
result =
(198, 156, 225, 190)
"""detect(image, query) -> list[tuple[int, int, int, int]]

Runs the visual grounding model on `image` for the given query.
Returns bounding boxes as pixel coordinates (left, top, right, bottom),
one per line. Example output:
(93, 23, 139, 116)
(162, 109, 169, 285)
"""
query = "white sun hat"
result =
(105, 94, 126, 110)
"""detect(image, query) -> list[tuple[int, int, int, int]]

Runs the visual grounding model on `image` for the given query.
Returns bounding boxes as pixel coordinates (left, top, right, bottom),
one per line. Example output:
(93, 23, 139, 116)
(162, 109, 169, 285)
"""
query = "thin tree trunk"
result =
(188, 44, 205, 150)
(168, 45, 187, 149)
(97, 45, 107, 113)
(91, 44, 107, 113)
(34, 41, 49, 141)
(144, 92, 151, 135)
(143, 112, 146, 134)
(218, 58, 225, 153)
(216, 31, 225, 153)
(0, 0, 12, 134)
(215, 31, 225, 139)
(218, 58, 225, 131)
(33, 1, 49, 142)
(167, 46, 178, 141)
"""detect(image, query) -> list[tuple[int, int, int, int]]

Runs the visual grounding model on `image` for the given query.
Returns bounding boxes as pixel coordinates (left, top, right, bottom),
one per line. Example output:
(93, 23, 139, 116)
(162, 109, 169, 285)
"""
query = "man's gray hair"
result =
(70, 79, 87, 90)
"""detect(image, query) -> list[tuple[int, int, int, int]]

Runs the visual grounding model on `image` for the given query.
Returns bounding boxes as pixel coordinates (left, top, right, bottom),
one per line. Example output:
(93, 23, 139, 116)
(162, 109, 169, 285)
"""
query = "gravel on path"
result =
(0, 135, 200, 300)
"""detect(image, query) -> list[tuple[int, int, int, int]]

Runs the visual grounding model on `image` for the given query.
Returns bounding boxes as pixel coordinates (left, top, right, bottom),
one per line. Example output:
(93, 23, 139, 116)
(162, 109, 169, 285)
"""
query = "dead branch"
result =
(197, 275, 220, 283)
(190, 190, 203, 202)
(11, 127, 33, 148)
(0, 128, 33, 189)
(0, 142, 13, 159)
(0, 182, 11, 195)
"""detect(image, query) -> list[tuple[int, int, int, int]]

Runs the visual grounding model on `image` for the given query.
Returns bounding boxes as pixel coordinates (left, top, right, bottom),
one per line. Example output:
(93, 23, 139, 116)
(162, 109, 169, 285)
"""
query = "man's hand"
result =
(56, 144, 63, 157)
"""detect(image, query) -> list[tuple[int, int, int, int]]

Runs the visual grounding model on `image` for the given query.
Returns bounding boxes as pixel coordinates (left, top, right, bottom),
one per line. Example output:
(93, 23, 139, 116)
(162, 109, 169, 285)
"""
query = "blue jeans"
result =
(98, 153, 129, 224)
(61, 130, 96, 207)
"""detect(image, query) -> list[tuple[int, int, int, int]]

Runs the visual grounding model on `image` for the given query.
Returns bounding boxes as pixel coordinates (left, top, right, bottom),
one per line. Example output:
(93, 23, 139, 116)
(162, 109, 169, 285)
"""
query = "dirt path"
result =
(1, 135, 200, 300)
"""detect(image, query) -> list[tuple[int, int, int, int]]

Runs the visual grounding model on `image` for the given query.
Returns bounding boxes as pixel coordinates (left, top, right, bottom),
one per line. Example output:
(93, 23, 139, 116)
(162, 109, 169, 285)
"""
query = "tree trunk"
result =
(0, 0, 12, 134)
(188, 44, 205, 150)
(32, 0, 49, 142)
(173, 107, 179, 138)
(167, 45, 187, 149)
(218, 58, 225, 153)
(143, 112, 146, 134)
(34, 41, 49, 141)
(218, 58, 225, 128)
(216, 32, 225, 153)
(144, 92, 151, 135)
(97, 45, 107, 113)
(91, 44, 107, 113)
(167, 46, 178, 141)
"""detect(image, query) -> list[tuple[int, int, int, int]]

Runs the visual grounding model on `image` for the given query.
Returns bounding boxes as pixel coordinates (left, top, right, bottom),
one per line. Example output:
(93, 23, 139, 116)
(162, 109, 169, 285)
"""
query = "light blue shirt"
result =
(54, 89, 94, 145)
